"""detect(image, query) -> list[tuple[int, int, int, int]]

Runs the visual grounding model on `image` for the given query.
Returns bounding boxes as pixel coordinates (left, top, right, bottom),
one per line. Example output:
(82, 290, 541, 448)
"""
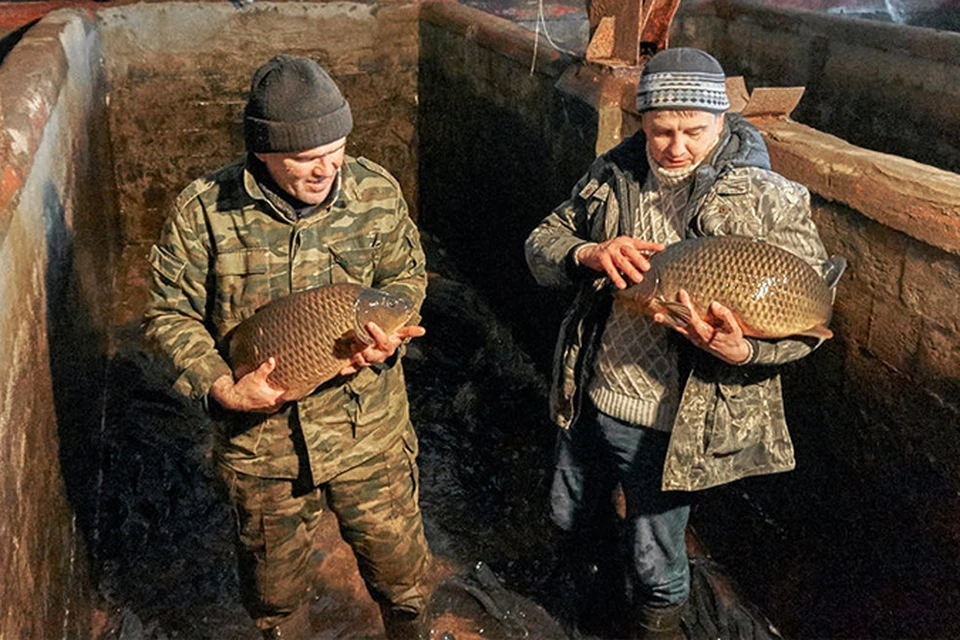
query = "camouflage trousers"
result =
(217, 433, 433, 631)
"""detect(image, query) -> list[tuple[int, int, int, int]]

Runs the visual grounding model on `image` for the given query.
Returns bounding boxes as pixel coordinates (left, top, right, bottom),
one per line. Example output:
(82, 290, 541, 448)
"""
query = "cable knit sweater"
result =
(587, 151, 702, 430)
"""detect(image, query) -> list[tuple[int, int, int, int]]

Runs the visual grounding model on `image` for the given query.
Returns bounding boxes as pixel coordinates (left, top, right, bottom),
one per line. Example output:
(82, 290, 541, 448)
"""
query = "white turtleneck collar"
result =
(646, 132, 721, 188)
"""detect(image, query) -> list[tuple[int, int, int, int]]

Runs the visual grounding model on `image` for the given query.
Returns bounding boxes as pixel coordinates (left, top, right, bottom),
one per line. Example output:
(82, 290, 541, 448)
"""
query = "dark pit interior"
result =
(1, 1, 959, 639)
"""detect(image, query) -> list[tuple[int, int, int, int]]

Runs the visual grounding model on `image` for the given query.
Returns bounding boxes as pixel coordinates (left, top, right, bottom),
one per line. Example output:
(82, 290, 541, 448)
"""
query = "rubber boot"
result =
(260, 605, 312, 640)
(632, 602, 684, 640)
(381, 607, 425, 640)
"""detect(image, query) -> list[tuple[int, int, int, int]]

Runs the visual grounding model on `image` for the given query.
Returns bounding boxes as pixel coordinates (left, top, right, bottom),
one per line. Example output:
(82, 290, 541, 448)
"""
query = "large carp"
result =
(619, 235, 845, 340)
(228, 283, 415, 401)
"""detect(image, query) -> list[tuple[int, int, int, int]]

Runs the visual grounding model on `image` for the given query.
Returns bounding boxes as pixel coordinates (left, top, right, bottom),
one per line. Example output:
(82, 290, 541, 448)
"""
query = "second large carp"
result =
(619, 235, 845, 340)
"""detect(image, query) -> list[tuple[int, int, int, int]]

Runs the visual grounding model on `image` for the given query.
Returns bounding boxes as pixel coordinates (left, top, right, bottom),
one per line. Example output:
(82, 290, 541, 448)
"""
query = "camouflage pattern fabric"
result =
(218, 429, 431, 630)
(525, 114, 830, 492)
(144, 153, 431, 626)
(144, 153, 427, 484)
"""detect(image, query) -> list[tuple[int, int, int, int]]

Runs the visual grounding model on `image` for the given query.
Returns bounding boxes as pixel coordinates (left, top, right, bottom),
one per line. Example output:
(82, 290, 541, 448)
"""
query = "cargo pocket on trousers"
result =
(399, 433, 421, 513)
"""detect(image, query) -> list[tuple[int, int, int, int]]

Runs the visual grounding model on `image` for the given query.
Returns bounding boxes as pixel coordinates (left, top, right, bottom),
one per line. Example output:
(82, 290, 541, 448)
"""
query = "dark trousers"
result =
(551, 403, 691, 608)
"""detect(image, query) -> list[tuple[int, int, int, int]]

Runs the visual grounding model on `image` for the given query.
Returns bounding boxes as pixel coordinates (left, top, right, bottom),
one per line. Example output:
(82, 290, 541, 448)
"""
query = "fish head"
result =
(353, 288, 414, 344)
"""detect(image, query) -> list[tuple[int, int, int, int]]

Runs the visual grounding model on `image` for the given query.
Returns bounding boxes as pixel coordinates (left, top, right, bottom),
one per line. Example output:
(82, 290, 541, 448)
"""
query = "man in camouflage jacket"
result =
(525, 48, 831, 639)
(144, 55, 431, 639)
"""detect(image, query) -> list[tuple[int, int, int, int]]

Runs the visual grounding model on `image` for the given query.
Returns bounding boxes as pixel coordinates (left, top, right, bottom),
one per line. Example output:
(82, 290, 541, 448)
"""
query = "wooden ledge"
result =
(419, 1, 577, 78)
(757, 118, 960, 256)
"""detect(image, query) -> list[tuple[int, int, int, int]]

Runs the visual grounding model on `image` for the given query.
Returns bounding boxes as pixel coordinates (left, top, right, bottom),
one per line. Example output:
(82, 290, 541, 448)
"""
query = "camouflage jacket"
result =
(144, 154, 427, 483)
(525, 114, 829, 491)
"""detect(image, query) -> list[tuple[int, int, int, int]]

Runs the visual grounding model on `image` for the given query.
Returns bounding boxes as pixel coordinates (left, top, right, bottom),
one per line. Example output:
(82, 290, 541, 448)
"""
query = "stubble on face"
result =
(256, 137, 347, 205)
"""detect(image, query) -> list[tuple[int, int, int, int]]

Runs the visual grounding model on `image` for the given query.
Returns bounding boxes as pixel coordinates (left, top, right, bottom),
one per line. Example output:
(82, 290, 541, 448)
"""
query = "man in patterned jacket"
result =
(525, 48, 831, 639)
(144, 55, 431, 639)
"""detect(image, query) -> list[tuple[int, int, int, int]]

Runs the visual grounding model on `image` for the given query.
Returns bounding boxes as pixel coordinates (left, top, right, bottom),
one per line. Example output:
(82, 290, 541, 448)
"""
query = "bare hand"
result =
(209, 358, 286, 413)
(654, 289, 751, 364)
(577, 236, 664, 289)
(338, 322, 426, 376)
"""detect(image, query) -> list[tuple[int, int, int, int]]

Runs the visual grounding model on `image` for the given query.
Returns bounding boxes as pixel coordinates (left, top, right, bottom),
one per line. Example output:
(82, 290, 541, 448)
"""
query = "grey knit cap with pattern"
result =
(636, 47, 730, 114)
(244, 55, 353, 153)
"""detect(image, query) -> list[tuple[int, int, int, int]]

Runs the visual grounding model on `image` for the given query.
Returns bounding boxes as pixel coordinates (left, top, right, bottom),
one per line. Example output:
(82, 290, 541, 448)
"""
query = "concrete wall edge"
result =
(682, 0, 960, 63)
(0, 12, 80, 247)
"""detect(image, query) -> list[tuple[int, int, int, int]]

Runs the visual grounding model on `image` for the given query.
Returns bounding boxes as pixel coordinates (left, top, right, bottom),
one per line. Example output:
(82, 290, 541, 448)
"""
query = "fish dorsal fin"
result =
(823, 256, 847, 290)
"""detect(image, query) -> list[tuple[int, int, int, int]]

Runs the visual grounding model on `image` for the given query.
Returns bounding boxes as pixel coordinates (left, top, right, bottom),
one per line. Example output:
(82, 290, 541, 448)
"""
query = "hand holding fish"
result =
(655, 289, 752, 365)
(577, 236, 665, 289)
(338, 322, 426, 376)
(210, 357, 287, 413)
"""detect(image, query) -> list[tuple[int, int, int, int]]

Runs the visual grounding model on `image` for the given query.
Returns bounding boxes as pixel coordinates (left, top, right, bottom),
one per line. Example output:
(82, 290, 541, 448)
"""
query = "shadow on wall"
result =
(42, 177, 107, 566)
(45, 162, 253, 636)
(417, 54, 594, 370)
(0, 20, 36, 65)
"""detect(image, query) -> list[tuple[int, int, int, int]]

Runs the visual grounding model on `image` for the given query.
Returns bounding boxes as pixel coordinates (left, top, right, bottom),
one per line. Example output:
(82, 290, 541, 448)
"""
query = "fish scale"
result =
(228, 283, 414, 401)
(621, 235, 839, 339)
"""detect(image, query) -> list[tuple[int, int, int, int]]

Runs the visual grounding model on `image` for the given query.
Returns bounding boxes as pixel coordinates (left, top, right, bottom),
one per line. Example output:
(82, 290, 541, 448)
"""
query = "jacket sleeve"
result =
(525, 165, 608, 289)
(373, 193, 428, 323)
(143, 201, 233, 400)
(744, 170, 831, 367)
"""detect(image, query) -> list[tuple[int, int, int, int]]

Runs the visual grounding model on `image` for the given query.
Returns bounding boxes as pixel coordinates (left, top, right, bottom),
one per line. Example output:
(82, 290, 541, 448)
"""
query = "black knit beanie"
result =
(636, 47, 730, 113)
(244, 55, 354, 153)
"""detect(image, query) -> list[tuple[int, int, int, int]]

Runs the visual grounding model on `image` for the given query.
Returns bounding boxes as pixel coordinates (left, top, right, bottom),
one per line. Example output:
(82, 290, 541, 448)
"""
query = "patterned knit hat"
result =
(244, 55, 353, 153)
(636, 47, 730, 114)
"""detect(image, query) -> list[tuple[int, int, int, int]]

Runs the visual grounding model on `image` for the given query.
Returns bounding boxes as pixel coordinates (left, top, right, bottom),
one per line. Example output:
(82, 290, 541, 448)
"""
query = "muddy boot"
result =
(260, 605, 312, 640)
(381, 608, 425, 640)
(631, 602, 684, 640)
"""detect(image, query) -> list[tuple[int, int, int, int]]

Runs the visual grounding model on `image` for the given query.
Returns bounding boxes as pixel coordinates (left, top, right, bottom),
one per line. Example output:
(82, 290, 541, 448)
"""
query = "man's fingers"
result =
(257, 356, 277, 375)
(365, 322, 390, 349)
(631, 239, 665, 254)
(709, 302, 737, 332)
(677, 290, 711, 342)
(397, 325, 426, 339)
(677, 290, 699, 321)
(599, 254, 628, 289)
(252, 357, 284, 391)
(619, 245, 652, 272)
(612, 251, 646, 284)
